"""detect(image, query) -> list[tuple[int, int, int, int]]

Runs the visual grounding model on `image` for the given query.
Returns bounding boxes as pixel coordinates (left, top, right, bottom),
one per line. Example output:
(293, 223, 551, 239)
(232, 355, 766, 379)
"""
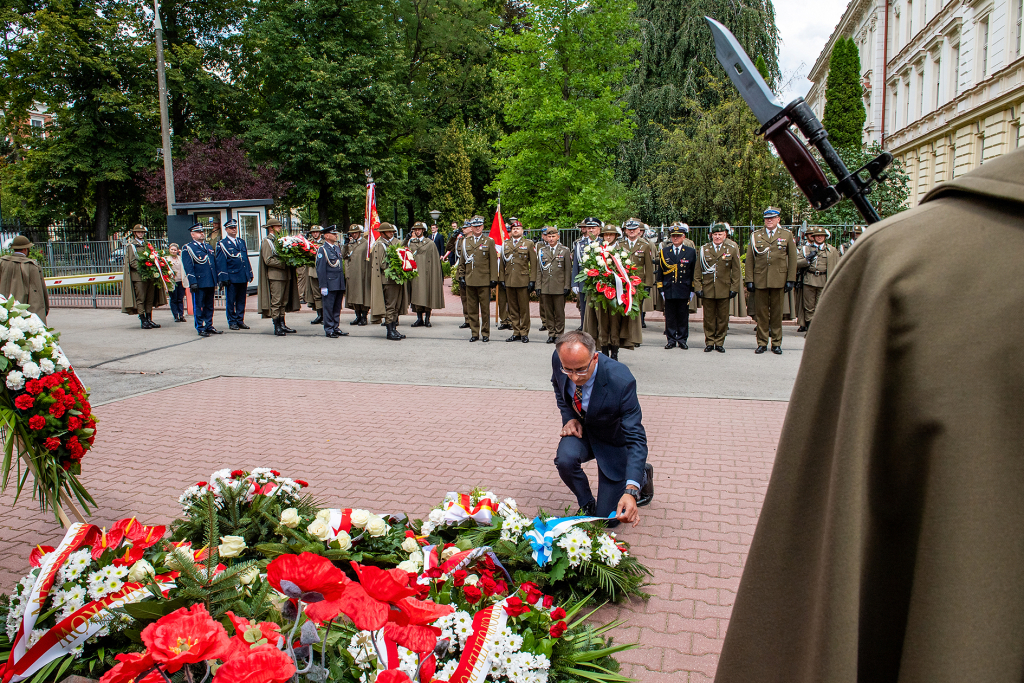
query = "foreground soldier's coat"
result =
(0, 253, 49, 322)
(343, 236, 369, 310)
(714, 148, 1024, 683)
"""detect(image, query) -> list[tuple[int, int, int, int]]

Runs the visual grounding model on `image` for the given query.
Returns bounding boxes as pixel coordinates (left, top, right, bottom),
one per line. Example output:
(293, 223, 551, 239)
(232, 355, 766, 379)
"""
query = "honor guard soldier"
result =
(343, 225, 370, 326)
(315, 225, 348, 338)
(303, 226, 324, 325)
(258, 218, 301, 336)
(839, 225, 864, 255)
(369, 223, 410, 341)
(447, 220, 471, 329)
(182, 223, 220, 337)
(215, 219, 254, 330)
(537, 226, 572, 343)
(796, 226, 840, 331)
(497, 217, 522, 332)
(121, 224, 167, 329)
(621, 218, 655, 329)
(499, 218, 538, 342)
(0, 235, 49, 323)
(405, 221, 445, 327)
(457, 215, 498, 342)
(572, 217, 603, 330)
(655, 224, 697, 349)
(693, 223, 741, 352)
(745, 207, 797, 354)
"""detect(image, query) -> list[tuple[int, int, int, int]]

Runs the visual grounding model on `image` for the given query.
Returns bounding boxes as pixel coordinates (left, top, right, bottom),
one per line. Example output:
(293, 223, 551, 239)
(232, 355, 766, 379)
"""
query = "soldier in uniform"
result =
(121, 224, 167, 329)
(369, 222, 410, 341)
(446, 220, 471, 329)
(572, 217, 602, 330)
(693, 223, 741, 352)
(0, 235, 49, 322)
(499, 218, 538, 342)
(745, 207, 797, 354)
(655, 225, 697, 349)
(343, 225, 370, 326)
(497, 217, 522, 331)
(258, 218, 300, 336)
(839, 225, 864, 255)
(303, 226, 324, 325)
(796, 226, 840, 331)
(537, 226, 572, 343)
(315, 225, 348, 338)
(182, 223, 220, 337)
(405, 221, 445, 327)
(215, 219, 253, 331)
(621, 219, 655, 329)
(457, 215, 498, 342)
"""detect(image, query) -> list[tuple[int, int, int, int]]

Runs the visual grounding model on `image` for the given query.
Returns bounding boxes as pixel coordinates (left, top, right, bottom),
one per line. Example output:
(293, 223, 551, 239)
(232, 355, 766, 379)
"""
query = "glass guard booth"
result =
(171, 199, 275, 291)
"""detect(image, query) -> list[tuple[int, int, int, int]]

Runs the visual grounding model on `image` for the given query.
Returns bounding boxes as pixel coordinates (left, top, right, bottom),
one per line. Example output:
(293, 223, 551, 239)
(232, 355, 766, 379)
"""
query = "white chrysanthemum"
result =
(58, 549, 92, 584)
(0, 306, 8, 321)
(498, 498, 518, 517)
(26, 315, 45, 335)
(0, 325, 8, 341)
(346, 632, 375, 667)
(595, 534, 623, 567)
(557, 527, 593, 567)
(2, 341, 21, 359)
(27, 628, 48, 648)
(5, 370, 24, 390)
(28, 335, 46, 352)
(21, 361, 40, 379)
(39, 359, 54, 374)
(438, 659, 459, 679)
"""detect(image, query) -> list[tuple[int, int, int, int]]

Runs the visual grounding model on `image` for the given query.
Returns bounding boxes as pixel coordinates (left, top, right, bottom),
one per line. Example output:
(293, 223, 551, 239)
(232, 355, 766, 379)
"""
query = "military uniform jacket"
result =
(622, 238, 655, 287)
(182, 240, 218, 289)
(655, 244, 697, 299)
(537, 243, 572, 294)
(797, 243, 839, 288)
(571, 237, 593, 292)
(306, 238, 322, 282)
(745, 228, 798, 289)
(315, 242, 346, 292)
(456, 234, 498, 286)
(215, 236, 253, 284)
(342, 238, 368, 307)
(260, 237, 291, 281)
(498, 237, 538, 287)
(694, 242, 742, 299)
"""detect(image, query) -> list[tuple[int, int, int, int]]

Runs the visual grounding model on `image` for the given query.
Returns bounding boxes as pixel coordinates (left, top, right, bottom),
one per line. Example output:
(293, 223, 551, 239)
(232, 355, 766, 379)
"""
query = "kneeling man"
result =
(551, 330, 654, 526)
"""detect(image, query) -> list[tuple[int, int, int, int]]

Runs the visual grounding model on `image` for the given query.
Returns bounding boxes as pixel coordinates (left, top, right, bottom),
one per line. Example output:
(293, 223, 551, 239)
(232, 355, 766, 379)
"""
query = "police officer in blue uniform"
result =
(215, 219, 254, 330)
(655, 225, 697, 349)
(314, 225, 348, 338)
(182, 223, 221, 337)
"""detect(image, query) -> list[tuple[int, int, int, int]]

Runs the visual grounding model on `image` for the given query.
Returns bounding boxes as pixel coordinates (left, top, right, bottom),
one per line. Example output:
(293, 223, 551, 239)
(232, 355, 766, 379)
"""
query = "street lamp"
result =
(429, 209, 441, 223)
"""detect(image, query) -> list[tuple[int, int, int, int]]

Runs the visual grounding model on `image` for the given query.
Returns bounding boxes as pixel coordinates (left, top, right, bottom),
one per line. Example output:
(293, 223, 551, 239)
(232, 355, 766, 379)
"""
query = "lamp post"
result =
(154, 0, 175, 216)
(429, 209, 441, 224)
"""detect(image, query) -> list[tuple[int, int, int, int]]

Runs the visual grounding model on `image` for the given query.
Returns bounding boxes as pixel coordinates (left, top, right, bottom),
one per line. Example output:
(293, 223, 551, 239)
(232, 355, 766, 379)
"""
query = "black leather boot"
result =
(424, 311, 431, 327)
(146, 313, 161, 328)
(139, 314, 151, 329)
(610, 346, 619, 361)
(601, 345, 610, 356)
(358, 311, 368, 326)
(411, 312, 424, 327)
(273, 317, 286, 336)
(280, 317, 297, 333)
(386, 322, 403, 341)
(311, 311, 323, 325)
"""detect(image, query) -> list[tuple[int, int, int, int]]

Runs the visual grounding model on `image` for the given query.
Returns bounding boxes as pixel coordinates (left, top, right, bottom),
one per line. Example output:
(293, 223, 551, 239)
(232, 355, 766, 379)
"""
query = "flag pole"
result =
(494, 193, 501, 324)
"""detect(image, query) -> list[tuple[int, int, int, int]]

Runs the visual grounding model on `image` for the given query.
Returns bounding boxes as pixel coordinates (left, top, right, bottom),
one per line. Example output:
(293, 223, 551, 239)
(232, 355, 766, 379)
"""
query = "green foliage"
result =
(809, 144, 911, 223)
(490, 0, 639, 228)
(755, 55, 770, 81)
(430, 119, 476, 227)
(822, 38, 866, 150)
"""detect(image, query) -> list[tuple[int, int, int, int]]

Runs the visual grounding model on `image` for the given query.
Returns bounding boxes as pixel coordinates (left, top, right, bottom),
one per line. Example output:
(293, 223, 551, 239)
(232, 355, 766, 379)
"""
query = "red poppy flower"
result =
(266, 552, 349, 623)
(503, 596, 530, 617)
(211, 645, 295, 683)
(28, 415, 45, 430)
(550, 606, 566, 620)
(44, 437, 60, 451)
(333, 562, 418, 630)
(141, 604, 232, 673)
(14, 394, 34, 410)
(462, 585, 482, 604)
(29, 545, 55, 567)
(351, 562, 418, 605)
(550, 620, 567, 638)
(98, 651, 162, 683)
(542, 594, 554, 609)
(603, 289, 616, 299)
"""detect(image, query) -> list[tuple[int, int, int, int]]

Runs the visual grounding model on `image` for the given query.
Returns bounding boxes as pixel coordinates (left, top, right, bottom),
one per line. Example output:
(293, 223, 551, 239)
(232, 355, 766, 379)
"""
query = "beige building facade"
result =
(806, 0, 1024, 207)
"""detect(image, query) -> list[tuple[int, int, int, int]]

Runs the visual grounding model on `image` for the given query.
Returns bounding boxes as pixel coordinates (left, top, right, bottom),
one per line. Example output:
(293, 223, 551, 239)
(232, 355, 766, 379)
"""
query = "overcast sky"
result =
(775, 0, 851, 102)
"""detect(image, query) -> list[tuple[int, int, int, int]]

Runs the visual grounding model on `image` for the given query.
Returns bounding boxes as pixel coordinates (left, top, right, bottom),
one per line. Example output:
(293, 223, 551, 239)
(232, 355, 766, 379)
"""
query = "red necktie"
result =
(574, 384, 584, 416)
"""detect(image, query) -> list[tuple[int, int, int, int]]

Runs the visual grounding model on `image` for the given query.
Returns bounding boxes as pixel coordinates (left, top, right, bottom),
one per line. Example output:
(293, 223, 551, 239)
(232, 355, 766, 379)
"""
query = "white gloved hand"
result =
(689, 292, 694, 302)
(320, 288, 328, 296)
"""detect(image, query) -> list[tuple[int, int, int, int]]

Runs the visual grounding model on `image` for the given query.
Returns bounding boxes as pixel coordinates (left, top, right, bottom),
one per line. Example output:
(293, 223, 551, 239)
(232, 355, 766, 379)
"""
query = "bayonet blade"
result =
(705, 17, 784, 126)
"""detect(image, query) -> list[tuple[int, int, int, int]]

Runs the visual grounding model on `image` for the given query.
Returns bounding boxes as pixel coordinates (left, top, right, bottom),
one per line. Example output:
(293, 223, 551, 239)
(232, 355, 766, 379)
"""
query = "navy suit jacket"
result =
(182, 240, 218, 289)
(551, 351, 648, 484)
(215, 237, 254, 284)
(431, 232, 445, 257)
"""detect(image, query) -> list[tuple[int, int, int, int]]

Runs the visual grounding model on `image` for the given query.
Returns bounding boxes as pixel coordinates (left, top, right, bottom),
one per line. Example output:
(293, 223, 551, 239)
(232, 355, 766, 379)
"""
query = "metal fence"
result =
(44, 240, 168, 309)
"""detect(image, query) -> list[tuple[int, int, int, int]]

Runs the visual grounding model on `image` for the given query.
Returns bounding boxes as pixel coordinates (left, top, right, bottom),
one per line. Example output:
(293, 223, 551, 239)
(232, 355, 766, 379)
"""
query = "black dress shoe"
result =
(755, 345, 767, 354)
(459, 322, 470, 329)
(796, 325, 807, 332)
(326, 331, 339, 338)
(334, 329, 349, 336)
(521, 336, 529, 343)
(772, 346, 782, 355)
(715, 345, 725, 353)
(578, 501, 597, 517)
(498, 323, 512, 330)
(637, 463, 654, 507)
(237, 322, 250, 329)
(704, 345, 714, 352)
(679, 341, 688, 350)
(175, 317, 187, 323)
(199, 329, 210, 337)
(229, 324, 240, 330)
(547, 336, 556, 344)
(469, 336, 479, 342)
(482, 336, 489, 342)
(311, 314, 323, 325)
(664, 341, 676, 349)
(641, 321, 647, 328)
(208, 327, 224, 334)
(506, 335, 521, 342)
(539, 325, 547, 331)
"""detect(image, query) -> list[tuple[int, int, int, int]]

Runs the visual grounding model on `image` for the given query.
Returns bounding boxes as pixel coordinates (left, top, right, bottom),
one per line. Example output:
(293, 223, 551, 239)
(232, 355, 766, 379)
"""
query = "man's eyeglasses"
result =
(561, 354, 596, 378)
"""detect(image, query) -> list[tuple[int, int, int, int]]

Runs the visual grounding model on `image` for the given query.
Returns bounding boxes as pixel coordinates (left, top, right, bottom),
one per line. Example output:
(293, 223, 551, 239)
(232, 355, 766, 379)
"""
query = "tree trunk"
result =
(342, 199, 350, 231)
(317, 185, 331, 227)
(94, 181, 110, 241)
(406, 202, 414, 228)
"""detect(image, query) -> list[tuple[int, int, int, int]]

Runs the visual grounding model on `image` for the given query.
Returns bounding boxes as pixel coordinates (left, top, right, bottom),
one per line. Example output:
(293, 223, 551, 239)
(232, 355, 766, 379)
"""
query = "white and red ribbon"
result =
(396, 247, 417, 272)
(440, 494, 498, 527)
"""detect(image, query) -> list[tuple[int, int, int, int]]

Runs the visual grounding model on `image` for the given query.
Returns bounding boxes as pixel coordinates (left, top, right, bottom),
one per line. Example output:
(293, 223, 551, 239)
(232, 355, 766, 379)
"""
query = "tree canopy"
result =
(822, 37, 866, 150)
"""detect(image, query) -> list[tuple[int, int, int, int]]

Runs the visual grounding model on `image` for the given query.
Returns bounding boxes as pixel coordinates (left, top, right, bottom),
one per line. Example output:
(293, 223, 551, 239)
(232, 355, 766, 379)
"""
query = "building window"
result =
(907, 0, 914, 41)
(904, 81, 911, 124)
(1017, 0, 1023, 57)
(894, 13, 901, 51)
(892, 87, 900, 129)
(979, 17, 990, 79)
(951, 44, 960, 97)
(934, 57, 942, 107)
(917, 71, 925, 117)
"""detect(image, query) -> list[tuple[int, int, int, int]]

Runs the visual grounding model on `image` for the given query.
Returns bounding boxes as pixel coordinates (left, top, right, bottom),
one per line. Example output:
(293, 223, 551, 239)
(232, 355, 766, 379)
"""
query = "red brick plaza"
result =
(0, 377, 785, 682)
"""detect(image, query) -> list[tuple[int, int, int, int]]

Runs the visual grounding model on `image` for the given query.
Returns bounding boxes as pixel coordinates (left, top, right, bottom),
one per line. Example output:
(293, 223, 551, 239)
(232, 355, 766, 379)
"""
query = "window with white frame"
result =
(904, 80, 911, 124)
(892, 86, 900, 129)
(934, 56, 942, 108)
(907, 0, 914, 41)
(951, 43, 960, 96)
(1016, 0, 1023, 57)
(917, 70, 925, 117)
(979, 17, 990, 79)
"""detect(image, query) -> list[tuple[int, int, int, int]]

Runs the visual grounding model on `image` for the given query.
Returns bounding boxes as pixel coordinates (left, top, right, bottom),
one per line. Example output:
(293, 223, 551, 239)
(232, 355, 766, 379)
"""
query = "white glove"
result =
(689, 292, 694, 302)
(572, 286, 580, 294)
(320, 288, 328, 296)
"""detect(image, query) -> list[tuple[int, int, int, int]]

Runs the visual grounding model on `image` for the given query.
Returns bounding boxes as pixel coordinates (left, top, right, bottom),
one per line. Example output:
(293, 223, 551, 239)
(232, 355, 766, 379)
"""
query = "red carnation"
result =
(603, 289, 616, 299)
(550, 606, 567, 620)
(196, 481, 208, 487)
(49, 403, 65, 419)
(28, 415, 45, 430)
(586, 269, 599, 277)
(14, 394, 34, 410)
(230, 469, 245, 478)
(550, 620, 567, 638)
(44, 437, 60, 451)
(270, 469, 281, 476)
(462, 584, 482, 604)
(294, 479, 309, 487)
(141, 604, 232, 673)
(63, 395, 76, 409)
(212, 644, 295, 683)
(68, 416, 82, 431)
(25, 380, 43, 396)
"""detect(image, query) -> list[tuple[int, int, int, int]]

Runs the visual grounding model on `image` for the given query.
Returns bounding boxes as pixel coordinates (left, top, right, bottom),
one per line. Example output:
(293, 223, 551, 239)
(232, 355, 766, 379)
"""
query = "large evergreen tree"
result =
(822, 38, 866, 149)
(429, 119, 475, 230)
(491, 0, 638, 228)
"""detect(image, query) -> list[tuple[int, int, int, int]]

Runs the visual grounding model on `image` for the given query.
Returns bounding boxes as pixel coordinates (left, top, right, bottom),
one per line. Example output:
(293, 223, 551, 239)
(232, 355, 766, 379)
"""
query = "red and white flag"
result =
(488, 205, 508, 322)
(364, 179, 381, 261)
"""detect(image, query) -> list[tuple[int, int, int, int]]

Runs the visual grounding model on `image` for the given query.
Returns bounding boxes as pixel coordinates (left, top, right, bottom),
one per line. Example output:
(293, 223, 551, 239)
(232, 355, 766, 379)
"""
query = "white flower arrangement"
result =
(556, 527, 593, 568)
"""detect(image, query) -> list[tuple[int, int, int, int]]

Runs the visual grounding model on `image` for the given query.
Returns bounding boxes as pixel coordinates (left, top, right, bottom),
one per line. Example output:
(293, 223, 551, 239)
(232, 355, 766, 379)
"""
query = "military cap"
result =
(378, 222, 397, 233)
(321, 225, 339, 235)
(507, 217, 522, 227)
(710, 223, 729, 234)
(578, 217, 603, 229)
(844, 225, 865, 235)
(669, 225, 687, 236)
(265, 218, 283, 228)
(470, 215, 485, 227)
(805, 226, 831, 237)
(763, 207, 781, 218)
(622, 218, 643, 231)
(189, 222, 207, 233)
(348, 224, 364, 234)
(10, 235, 32, 249)
(670, 221, 690, 233)
(131, 224, 148, 234)
(308, 225, 323, 233)
(541, 226, 559, 235)
(411, 221, 428, 232)
(601, 224, 622, 236)
(223, 219, 238, 229)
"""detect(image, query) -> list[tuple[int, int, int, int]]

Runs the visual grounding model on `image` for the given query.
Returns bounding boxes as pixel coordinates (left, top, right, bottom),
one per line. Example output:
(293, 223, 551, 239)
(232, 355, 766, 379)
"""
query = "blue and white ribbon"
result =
(524, 513, 616, 567)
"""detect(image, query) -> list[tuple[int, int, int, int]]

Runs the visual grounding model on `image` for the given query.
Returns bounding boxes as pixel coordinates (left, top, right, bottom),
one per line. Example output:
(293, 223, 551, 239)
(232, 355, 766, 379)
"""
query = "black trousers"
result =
(322, 290, 344, 333)
(555, 435, 625, 518)
(224, 282, 247, 325)
(169, 282, 186, 320)
(664, 297, 690, 342)
(191, 287, 214, 332)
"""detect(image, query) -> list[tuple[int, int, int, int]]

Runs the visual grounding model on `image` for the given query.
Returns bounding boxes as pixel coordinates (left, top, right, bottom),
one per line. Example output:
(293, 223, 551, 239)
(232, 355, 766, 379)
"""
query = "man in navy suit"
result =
(430, 224, 445, 258)
(551, 330, 654, 525)
(182, 223, 221, 337)
(215, 219, 254, 330)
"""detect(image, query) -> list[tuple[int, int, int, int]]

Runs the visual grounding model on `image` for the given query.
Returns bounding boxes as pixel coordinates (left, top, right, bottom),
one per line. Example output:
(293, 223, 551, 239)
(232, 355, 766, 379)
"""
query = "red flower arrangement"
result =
(573, 241, 648, 317)
(12, 369, 97, 474)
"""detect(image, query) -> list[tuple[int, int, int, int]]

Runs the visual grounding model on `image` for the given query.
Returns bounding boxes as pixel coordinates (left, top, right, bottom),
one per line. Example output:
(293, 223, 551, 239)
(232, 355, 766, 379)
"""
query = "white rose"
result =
(428, 508, 446, 524)
(396, 560, 419, 574)
(365, 515, 388, 537)
(315, 509, 332, 522)
(238, 566, 259, 585)
(401, 537, 420, 554)
(39, 359, 54, 375)
(464, 574, 479, 586)
(280, 508, 300, 528)
(167, 546, 194, 571)
(334, 531, 352, 551)
(441, 546, 460, 561)
(408, 551, 423, 567)
(6, 371, 24, 390)
(624, 258, 632, 265)
(218, 535, 247, 558)
(420, 521, 435, 535)
(127, 559, 155, 583)
(350, 509, 371, 529)
(584, 245, 592, 252)
(21, 361, 40, 379)
(307, 519, 331, 541)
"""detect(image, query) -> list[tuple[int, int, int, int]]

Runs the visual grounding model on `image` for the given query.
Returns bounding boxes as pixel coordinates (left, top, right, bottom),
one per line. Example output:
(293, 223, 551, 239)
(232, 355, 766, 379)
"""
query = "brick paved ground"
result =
(0, 377, 784, 682)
